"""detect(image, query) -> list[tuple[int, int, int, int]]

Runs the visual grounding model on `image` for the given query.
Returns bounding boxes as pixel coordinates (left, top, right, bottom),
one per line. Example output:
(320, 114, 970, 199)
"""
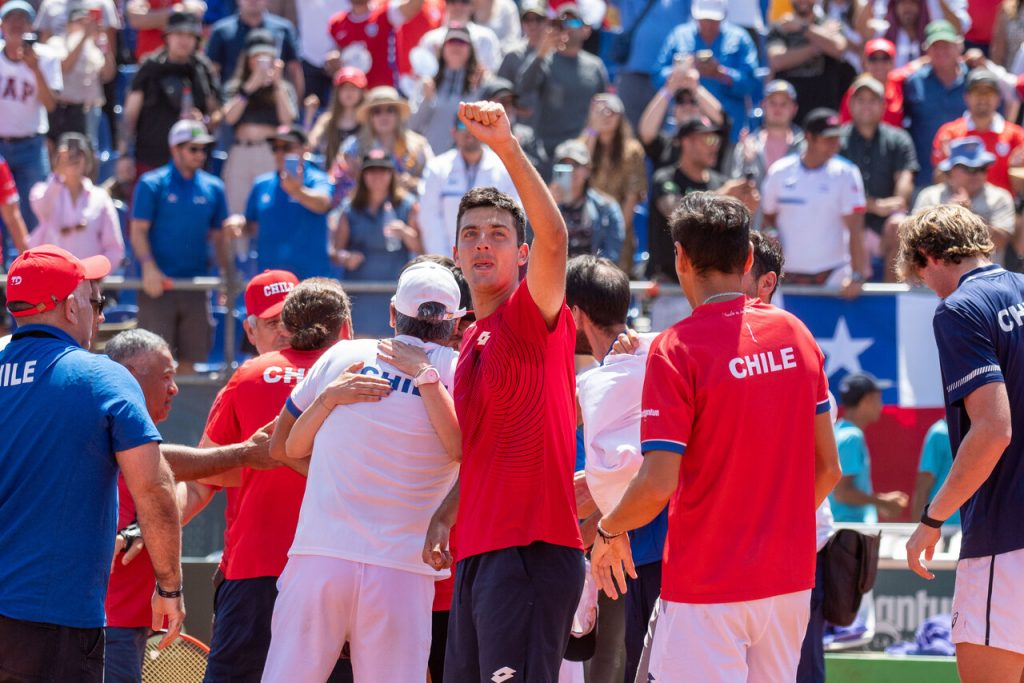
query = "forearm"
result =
(133, 462, 183, 588)
(417, 382, 462, 462)
(176, 480, 215, 525)
(432, 478, 460, 527)
(910, 474, 934, 520)
(695, 86, 724, 123)
(846, 214, 868, 274)
(61, 39, 87, 73)
(769, 45, 819, 73)
(928, 424, 1009, 520)
(833, 482, 883, 506)
(129, 222, 156, 263)
(221, 94, 248, 125)
(598, 460, 674, 535)
(806, 27, 847, 58)
(275, 87, 297, 126)
(291, 188, 331, 213)
(32, 67, 57, 111)
(160, 442, 247, 481)
(285, 394, 332, 460)
(638, 89, 671, 144)
(128, 6, 175, 29)
(492, 137, 563, 246)
(2, 204, 29, 252)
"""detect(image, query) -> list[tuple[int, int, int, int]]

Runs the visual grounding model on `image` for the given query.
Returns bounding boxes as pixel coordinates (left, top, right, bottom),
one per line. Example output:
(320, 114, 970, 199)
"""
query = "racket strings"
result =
(142, 635, 208, 683)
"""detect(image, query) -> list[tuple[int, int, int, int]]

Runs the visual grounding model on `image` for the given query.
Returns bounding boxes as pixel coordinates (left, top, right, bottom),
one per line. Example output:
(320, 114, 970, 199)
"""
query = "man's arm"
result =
(279, 166, 332, 214)
(805, 22, 848, 59)
(176, 480, 216, 525)
(0, 202, 29, 253)
(910, 471, 936, 520)
(161, 425, 276, 481)
(459, 101, 568, 326)
(24, 48, 57, 112)
(843, 211, 868, 293)
(593, 450, 678, 536)
(269, 406, 308, 476)
(768, 41, 819, 74)
(130, 218, 170, 299)
(813, 411, 842, 507)
(423, 478, 459, 571)
(115, 442, 185, 642)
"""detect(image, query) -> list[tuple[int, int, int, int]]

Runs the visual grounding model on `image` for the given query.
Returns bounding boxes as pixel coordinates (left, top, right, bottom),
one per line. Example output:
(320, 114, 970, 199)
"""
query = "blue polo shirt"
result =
(903, 63, 967, 186)
(0, 325, 161, 628)
(830, 418, 877, 524)
(620, 0, 692, 74)
(245, 162, 334, 279)
(205, 13, 299, 83)
(132, 164, 228, 278)
(934, 264, 1024, 559)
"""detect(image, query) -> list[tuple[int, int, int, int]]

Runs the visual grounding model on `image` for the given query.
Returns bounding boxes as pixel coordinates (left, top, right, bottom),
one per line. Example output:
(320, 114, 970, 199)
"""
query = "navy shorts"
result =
(204, 577, 353, 683)
(444, 542, 585, 683)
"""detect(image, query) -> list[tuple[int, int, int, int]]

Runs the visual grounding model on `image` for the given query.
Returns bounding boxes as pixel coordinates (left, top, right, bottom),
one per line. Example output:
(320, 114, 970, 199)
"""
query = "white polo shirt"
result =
(0, 42, 63, 137)
(286, 337, 459, 577)
(761, 154, 866, 276)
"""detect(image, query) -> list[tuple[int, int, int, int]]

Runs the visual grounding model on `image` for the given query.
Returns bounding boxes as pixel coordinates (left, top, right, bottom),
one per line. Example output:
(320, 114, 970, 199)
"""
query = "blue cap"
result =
(937, 136, 996, 172)
(0, 0, 35, 20)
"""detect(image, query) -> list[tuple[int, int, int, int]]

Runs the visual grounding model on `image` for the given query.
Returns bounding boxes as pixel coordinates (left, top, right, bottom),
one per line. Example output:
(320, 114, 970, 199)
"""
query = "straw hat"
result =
(357, 86, 411, 124)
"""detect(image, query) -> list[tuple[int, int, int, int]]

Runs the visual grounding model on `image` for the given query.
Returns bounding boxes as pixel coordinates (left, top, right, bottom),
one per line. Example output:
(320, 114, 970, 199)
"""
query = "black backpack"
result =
(822, 528, 882, 626)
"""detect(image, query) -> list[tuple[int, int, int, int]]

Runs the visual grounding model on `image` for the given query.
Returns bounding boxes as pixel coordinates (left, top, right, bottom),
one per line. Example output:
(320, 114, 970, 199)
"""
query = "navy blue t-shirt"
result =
(205, 13, 299, 83)
(934, 264, 1024, 559)
(0, 325, 161, 628)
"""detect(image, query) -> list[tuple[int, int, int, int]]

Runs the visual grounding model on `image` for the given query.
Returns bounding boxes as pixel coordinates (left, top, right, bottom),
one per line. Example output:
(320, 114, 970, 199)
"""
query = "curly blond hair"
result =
(895, 205, 994, 281)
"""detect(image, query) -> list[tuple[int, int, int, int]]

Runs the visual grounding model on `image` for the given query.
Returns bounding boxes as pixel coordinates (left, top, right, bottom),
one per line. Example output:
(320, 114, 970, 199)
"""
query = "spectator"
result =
(914, 136, 1016, 261)
(342, 86, 433, 195)
(729, 79, 803, 189)
(129, 120, 229, 375)
(334, 149, 422, 335)
(762, 108, 869, 294)
(473, 0, 521, 50)
(0, 0, 62, 237)
(656, 0, 760, 142)
(235, 125, 333, 279)
(309, 66, 368, 201)
(395, 0, 445, 87)
(43, 7, 115, 144)
(839, 38, 905, 127)
(933, 67, 1024, 193)
(34, 0, 121, 42)
(496, 0, 545, 106)
(294, 0, 350, 105)
(0, 154, 28, 255)
(126, 0, 206, 61)
(417, 0, 502, 73)
(579, 93, 646, 270)
(479, 76, 548, 171)
(550, 139, 625, 262)
(830, 371, 910, 523)
(220, 30, 298, 214)
(861, 0, 972, 67)
(767, 0, 851, 122)
(328, 0, 426, 89)
(410, 24, 485, 154)
(206, 0, 303, 97)
(903, 20, 968, 187)
(613, 0, 692, 129)
(119, 11, 222, 178)
(990, 0, 1024, 68)
(519, 4, 609, 156)
(910, 419, 960, 525)
(419, 115, 519, 257)
(840, 75, 918, 281)
(963, 0, 1000, 52)
(27, 133, 123, 267)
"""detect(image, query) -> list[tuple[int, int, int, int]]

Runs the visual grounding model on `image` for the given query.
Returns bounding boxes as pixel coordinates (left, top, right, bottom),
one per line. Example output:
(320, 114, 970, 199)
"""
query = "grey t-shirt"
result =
(518, 50, 608, 154)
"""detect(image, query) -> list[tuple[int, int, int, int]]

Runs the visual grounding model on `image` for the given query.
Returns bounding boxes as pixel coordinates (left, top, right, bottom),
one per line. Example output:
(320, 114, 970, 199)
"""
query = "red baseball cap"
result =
(334, 66, 368, 89)
(245, 269, 299, 319)
(6, 245, 110, 318)
(864, 38, 896, 58)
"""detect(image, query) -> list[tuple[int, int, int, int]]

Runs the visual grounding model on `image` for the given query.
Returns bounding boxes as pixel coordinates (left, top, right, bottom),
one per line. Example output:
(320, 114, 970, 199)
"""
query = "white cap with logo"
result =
(393, 262, 466, 320)
(168, 119, 215, 147)
(691, 0, 727, 21)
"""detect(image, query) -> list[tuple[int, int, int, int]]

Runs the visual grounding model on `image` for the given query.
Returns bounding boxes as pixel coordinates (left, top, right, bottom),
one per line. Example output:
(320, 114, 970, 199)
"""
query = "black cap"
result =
(803, 108, 842, 137)
(675, 116, 722, 138)
(479, 77, 517, 101)
(245, 28, 277, 50)
(165, 10, 202, 36)
(966, 68, 1000, 93)
(268, 124, 308, 146)
(361, 147, 395, 170)
(838, 371, 892, 407)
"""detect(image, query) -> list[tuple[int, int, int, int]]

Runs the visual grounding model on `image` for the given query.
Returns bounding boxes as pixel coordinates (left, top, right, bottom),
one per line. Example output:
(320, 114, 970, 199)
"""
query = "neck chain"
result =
(702, 291, 744, 306)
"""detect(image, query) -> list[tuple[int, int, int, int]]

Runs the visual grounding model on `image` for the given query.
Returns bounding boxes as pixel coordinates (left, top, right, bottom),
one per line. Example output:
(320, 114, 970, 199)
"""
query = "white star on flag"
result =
(817, 316, 875, 377)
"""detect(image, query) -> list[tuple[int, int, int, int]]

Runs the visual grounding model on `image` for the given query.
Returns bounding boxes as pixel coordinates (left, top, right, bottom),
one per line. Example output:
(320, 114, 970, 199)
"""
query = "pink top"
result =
(28, 176, 124, 267)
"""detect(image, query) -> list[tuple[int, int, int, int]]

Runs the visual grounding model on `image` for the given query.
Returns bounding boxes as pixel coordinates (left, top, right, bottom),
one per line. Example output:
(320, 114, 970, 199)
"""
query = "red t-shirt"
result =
(452, 282, 583, 561)
(839, 76, 905, 128)
(205, 347, 328, 580)
(135, 0, 176, 60)
(931, 115, 1024, 193)
(105, 476, 155, 628)
(0, 158, 17, 206)
(640, 297, 829, 604)
(329, 6, 398, 89)
(965, 0, 1002, 44)
(395, 0, 443, 76)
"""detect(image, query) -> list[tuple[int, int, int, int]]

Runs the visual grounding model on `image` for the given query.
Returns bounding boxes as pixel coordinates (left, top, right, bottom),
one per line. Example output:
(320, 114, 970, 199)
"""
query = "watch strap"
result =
(921, 503, 944, 529)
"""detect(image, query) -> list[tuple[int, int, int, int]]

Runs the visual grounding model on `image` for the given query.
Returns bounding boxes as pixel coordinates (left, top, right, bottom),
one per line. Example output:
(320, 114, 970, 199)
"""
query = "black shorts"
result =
(444, 542, 585, 683)
(136, 289, 213, 364)
(0, 613, 104, 683)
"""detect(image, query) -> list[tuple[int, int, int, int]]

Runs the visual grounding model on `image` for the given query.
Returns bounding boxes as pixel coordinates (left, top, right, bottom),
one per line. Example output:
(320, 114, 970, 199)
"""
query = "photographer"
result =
(548, 139, 624, 263)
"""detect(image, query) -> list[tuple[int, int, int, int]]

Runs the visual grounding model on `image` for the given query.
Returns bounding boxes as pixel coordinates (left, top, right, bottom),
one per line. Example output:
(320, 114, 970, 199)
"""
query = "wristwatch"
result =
(920, 504, 945, 529)
(413, 365, 441, 387)
(596, 519, 623, 541)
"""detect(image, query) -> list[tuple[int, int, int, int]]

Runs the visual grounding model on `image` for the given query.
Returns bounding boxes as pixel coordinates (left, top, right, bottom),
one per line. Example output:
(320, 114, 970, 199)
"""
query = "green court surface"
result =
(826, 653, 959, 682)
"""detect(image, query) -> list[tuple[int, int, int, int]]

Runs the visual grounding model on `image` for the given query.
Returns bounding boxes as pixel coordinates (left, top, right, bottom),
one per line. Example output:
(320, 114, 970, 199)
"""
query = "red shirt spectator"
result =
(329, 4, 402, 88)
(965, 0, 1003, 46)
(839, 39, 905, 127)
(396, 0, 444, 76)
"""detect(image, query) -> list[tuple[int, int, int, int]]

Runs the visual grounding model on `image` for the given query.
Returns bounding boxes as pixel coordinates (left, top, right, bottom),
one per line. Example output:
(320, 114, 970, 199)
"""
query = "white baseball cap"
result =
(691, 0, 727, 21)
(168, 119, 215, 147)
(393, 262, 466, 320)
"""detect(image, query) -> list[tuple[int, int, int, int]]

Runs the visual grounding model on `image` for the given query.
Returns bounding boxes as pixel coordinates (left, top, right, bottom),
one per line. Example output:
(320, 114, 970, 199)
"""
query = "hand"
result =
(142, 262, 168, 299)
(905, 522, 941, 580)
(420, 77, 436, 102)
(376, 338, 431, 377)
(21, 44, 39, 71)
(270, 59, 285, 85)
(718, 178, 759, 214)
(537, 24, 563, 57)
(338, 250, 365, 270)
(116, 155, 136, 183)
(964, 48, 986, 69)
(323, 50, 342, 75)
(695, 55, 721, 79)
(422, 513, 453, 571)
(384, 219, 415, 247)
(590, 532, 636, 599)
(840, 276, 863, 300)
(574, 470, 597, 518)
(611, 329, 640, 355)
(665, 56, 695, 92)
(303, 94, 320, 117)
(151, 591, 186, 649)
(876, 490, 910, 520)
(871, 196, 906, 217)
(243, 71, 264, 95)
(242, 421, 279, 470)
(458, 101, 514, 150)
(951, 187, 972, 210)
(223, 214, 246, 240)
(111, 534, 144, 570)
(779, 16, 804, 33)
(280, 163, 304, 196)
(322, 361, 393, 408)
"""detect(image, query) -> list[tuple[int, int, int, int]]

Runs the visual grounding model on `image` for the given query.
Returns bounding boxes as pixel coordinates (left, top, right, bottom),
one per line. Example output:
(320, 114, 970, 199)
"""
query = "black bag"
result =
(822, 528, 881, 626)
(609, 0, 658, 65)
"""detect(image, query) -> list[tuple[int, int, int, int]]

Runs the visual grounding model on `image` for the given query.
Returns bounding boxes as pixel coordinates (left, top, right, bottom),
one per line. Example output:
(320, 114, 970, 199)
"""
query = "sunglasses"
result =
(698, 134, 721, 146)
(455, 120, 468, 131)
(271, 143, 298, 153)
(372, 106, 399, 116)
(954, 165, 988, 174)
(183, 145, 209, 155)
(562, 18, 584, 29)
(522, 13, 544, 22)
(89, 295, 106, 315)
(59, 221, 88, 236)
(866, 53, 892, 63)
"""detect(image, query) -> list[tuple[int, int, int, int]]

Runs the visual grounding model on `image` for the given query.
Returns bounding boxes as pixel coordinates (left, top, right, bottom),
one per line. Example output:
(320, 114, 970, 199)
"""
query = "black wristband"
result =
(156, 584, 183, 599)
(921, 504, 944, 529)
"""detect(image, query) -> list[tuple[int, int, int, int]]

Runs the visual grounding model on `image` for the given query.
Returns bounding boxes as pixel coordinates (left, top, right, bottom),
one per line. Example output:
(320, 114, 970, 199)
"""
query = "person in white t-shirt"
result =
(761, 107, 868, 297)
(262, 260, 464, 683)
(0, 0, 63, 236)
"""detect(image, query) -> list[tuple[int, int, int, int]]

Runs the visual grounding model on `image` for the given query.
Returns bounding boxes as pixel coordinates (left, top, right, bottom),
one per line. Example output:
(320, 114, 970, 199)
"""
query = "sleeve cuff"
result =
(816, 398, 831, 415)
(285, 396, 303, 418)
(641, 439, 687, 455)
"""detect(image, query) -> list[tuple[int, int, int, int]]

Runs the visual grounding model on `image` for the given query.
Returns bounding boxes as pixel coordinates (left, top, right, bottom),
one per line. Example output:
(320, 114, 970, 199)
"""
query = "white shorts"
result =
(952, 545, 1024, 655)
(261, 554, 434, 682)
(647, 590, 811, 683)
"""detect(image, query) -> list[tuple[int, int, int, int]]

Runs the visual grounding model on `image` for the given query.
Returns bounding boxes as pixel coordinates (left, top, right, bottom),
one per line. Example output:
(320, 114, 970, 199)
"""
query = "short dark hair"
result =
(394, 301, 457, 341)
(281, 278, 351, 350)
(455, 187, 527, 246)
(565, 255, 630, 329)
(669, 192, 751, 276)
(750, 231, 785, 294)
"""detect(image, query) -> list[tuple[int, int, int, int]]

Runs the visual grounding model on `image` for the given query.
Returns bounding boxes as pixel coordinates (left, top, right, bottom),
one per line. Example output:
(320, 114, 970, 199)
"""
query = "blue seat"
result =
(199, 304, 246, 372)
(103, 304, 138, 324)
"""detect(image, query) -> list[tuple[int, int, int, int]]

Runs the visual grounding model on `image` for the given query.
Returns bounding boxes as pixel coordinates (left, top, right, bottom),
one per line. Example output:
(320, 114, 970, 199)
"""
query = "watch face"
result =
(416, 368, 441, 386)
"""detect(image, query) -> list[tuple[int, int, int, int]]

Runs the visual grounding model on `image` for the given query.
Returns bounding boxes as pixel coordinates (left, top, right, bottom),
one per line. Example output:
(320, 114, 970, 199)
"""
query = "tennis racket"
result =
(141, 630, 209, 683)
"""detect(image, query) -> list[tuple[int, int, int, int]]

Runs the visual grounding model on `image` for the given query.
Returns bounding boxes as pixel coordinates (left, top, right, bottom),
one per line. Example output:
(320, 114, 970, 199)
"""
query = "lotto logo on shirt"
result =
(263, 366, 306, 384)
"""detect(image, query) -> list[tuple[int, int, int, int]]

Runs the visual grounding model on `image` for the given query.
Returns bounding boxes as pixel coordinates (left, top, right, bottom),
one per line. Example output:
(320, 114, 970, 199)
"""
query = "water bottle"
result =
(181, 85, 193, 120)
(382, 201, 402, 252)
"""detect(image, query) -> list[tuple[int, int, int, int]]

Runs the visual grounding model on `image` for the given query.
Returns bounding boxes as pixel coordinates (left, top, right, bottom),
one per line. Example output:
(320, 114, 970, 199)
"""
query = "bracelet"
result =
(596, 519, 623, 541)
(920, 504, 945, 529)
(156, 583, 183, 599)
